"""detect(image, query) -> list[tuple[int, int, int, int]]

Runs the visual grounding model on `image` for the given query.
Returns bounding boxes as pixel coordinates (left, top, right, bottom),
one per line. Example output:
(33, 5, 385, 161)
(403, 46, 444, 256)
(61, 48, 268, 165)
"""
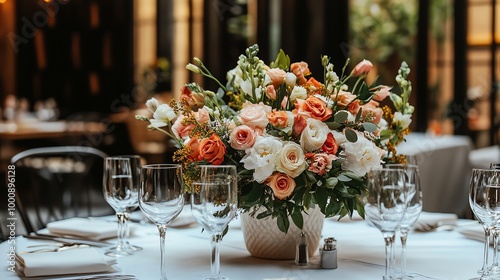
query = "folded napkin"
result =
(457, 223, 488, 243)
(46, 218, 117, 240)
(16, 247, 116, 277)
(413, 211, 458, 230)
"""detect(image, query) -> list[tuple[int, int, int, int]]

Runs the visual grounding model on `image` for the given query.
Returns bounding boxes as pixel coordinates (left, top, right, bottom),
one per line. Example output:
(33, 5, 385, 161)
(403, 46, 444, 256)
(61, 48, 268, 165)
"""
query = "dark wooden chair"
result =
(10, 146, 114, 234)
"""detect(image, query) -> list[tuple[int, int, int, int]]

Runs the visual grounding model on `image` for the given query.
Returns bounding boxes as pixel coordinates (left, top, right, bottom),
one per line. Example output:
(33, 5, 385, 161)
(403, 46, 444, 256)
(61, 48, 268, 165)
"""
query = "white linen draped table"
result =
(396, 132, 474, 216)
(0, 215, 482, 280)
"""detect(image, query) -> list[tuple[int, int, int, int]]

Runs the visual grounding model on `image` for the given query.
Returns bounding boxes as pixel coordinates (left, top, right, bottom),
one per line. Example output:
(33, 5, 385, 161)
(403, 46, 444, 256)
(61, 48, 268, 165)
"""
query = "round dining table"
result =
(0, 211, 483, 280)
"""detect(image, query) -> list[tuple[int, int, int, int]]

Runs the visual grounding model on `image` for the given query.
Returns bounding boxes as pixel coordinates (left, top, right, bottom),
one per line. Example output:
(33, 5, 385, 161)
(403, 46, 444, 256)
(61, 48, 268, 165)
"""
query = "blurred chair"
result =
(10, 146, 114, 234)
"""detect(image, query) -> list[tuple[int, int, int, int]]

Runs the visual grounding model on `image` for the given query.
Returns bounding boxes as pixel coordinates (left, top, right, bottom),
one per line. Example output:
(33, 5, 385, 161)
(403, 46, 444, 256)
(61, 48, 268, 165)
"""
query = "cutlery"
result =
(74, 274, 137, 280)
(22, 234, 112, 247)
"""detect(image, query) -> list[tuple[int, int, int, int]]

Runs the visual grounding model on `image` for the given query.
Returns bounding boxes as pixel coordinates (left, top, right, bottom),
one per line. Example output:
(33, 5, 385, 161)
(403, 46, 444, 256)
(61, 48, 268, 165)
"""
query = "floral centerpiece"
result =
(137, 44, 413, 234)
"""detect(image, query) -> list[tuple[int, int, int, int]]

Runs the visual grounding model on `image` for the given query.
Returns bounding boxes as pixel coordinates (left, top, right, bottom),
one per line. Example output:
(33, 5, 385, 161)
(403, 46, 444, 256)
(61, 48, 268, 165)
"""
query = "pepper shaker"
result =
(295, 232, 309, 266)
(320, 237, 337, 269)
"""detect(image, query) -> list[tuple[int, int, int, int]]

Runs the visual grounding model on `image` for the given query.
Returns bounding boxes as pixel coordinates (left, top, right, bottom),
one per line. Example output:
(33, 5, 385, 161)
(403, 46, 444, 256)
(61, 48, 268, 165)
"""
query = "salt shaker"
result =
(320, 237, 337, 269)
(295, 232, 309, 266)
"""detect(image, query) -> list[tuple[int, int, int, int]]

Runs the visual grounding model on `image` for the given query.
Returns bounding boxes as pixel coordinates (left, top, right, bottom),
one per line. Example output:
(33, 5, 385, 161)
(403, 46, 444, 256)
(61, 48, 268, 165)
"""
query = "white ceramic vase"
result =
(240, 206, 325, 260)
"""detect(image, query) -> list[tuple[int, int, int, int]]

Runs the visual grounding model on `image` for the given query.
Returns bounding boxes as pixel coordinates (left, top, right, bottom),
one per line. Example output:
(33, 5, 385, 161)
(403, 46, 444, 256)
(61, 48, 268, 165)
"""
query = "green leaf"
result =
(326, 122, 342, 130)
(362, 122, 378, 132)
(277, 214, 289, 233)
(343, 171, 363, 181)
(345, 128, 358, 142)
(337, 174, 352, 182)
(314, 187, 329, 211)
(270, 49, 291, 70)
(334, 111, 348, 123)
(241, 183, 264, 206)
(325, 177, 339, 188)
(355, 107, 362, 123)
(357, 82, 372, 101)
(291, 209, 304, 229)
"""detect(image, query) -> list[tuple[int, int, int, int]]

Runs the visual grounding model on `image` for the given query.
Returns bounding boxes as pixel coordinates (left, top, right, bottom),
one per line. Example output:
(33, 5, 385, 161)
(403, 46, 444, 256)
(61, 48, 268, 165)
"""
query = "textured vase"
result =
(240, 206, 325, 260)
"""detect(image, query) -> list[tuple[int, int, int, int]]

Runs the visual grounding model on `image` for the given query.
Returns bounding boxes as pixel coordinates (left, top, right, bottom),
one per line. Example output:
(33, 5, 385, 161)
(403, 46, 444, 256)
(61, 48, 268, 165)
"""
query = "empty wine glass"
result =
(199, 165, 238, 280)
(102, 157, 136, 257)
(190, 181, 211, 231)
(139, 164, 185, 280)
(115, 155, 143, 252)
(386, 164, 423, 280)
(469, 168, 500, 280)
(490, 163, 500, 277)
(361, 168, 408, 280)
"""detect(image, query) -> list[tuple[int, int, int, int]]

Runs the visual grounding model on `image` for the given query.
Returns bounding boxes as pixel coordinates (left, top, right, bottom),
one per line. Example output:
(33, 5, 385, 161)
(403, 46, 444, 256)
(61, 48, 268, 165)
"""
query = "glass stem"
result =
(383, 233, 396, 280)
(492, 229, 499, 273)
(124, 212, 131, 246)
(211, 233, 222, 277)
(480, 226, 491, 277)
(400, 231, 409, 279)
(158, 224, 168, 280)
(116, 212, 127, 250)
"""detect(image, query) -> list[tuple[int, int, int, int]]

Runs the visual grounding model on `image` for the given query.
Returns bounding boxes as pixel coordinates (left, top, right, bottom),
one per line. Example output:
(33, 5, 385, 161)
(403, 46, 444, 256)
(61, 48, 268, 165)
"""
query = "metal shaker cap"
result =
(323, 237, 337, 250)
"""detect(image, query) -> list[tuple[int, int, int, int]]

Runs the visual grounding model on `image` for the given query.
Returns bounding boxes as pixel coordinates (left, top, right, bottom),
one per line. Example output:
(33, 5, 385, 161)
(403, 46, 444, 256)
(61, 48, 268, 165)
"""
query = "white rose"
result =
(240, 136, 283, 183)
(150, 104, 176, 128)
(275, 142, 307, 178)
(300, 118, 329, 152)
(394, 112, 412, 130)
(285, 72, 297, 87)
(341, 134, 383, 176)
(289, 86, 307, 103)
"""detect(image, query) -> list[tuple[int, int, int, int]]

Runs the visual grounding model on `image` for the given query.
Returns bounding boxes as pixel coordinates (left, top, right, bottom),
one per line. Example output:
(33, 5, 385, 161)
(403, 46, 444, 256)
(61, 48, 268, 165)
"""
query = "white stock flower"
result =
(393, 112, 412, 130)
(285, 72, 297, 87)
(341, 135, 382, 176)
(145, 97, 160, 113)
(275, 142, 307, 178)
(150, 104, 176, 128)
(227, 67, 244, 87)
(300, 118, 329, 152)
(240, 136, 283, 183)
(289, 86, 307, 103)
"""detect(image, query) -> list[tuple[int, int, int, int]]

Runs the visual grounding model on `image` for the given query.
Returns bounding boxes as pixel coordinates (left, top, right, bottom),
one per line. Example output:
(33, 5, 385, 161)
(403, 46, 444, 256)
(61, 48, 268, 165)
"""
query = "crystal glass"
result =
(490, 163, 500, 277)
(386, 164, 423, 280)
(469, 168, 500, 280)
(139, 164, 185, 280)
(361, 168, 408, 280)
(115, 155, 143, 252)
(198, 165, 238, 280)
(102, 157, 136, 257)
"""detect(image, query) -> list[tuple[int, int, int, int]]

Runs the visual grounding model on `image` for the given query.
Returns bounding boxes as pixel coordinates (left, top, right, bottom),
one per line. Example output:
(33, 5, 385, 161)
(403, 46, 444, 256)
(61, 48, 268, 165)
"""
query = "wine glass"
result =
(190, 181, 211, 231)
(386, 164, 423, 280)
(199, 165, 238, 280)
(361, 168, 408, 280)
(102, 157, 136, 257)
(115, 155, 143, 252)
(469, 168, 500, 280)
(139, 164, 185, 280)
(489, 163, 500, 277)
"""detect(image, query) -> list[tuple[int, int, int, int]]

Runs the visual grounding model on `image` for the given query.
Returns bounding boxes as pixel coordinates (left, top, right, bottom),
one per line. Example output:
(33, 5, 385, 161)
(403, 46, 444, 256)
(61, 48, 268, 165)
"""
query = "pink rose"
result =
(373, 85, 391, 101)
(237, 101, 272, 130)
(267, 68, 286, 88)
(265, 172, 296, 200)
(195, 107, 210, 124)
(351, 59, 373, 77)
(266, 85, 277, 100)
(230, 125, 257, 150)
(172, 115, 195, 139)
(306, 153, 336, 176)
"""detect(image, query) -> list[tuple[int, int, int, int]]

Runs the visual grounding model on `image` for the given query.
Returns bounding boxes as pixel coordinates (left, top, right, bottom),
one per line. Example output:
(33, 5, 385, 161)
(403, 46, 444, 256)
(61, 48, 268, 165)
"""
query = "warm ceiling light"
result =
(0, 0, 7, 4)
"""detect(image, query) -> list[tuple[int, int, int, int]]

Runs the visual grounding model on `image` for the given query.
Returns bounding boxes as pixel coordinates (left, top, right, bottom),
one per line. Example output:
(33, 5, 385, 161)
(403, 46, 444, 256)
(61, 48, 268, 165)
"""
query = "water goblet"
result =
(361, 168, 408, 280)
(199, 165, 238, 280)
(115, 155, 143, 252)
(139, 164, 185, 280)
(102, 157, 136, 257)
(386, 164, 423, 280)
(469, 168, 500, 280)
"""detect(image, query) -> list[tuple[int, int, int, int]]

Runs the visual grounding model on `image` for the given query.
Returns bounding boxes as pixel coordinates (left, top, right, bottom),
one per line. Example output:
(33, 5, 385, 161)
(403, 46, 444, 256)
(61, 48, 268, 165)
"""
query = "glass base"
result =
(104, 247, 133, 257)
(203, 277, 228, 280)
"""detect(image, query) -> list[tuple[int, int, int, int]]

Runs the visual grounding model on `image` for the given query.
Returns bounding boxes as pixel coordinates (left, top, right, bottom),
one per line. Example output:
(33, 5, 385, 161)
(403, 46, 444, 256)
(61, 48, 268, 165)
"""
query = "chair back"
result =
(11, 146, 114, 234)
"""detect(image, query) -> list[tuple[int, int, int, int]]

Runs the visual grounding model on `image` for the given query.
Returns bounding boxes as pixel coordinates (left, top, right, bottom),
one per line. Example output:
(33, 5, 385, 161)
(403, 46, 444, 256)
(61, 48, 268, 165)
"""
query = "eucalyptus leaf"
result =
(362, 122, 378, 132)
(355, 108, 362, 123)
(337, 174, 352, 182)
(326, 122, 342, 130)
(325, 177, 339, 188)
(334, 111, 348, 123)
(345, 128, 358, 142)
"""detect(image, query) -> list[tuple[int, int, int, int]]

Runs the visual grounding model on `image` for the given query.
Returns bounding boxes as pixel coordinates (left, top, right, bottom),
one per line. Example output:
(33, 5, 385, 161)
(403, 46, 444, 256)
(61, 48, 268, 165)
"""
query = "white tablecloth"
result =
(0, 215, 483, 280)
(397, 133, 474, 216)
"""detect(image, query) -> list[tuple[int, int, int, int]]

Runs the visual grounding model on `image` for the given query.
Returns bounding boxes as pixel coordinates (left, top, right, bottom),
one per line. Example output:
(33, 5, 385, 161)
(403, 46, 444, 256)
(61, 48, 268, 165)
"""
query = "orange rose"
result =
(293, 96, 332, 121)
(265, 172, 296, 200)
(321, 133, 339, 155)
(199, 134, 226, 165)
(290, 61, 310, 85)
(306, 77, 323, 89)
(267, 109, 289, 129)
(180, 86, 205, 108)
(351, 59, 373, 77)
(186, 137, 201, 161)
(293, 114, 307, 136)
(348, 100, 361, 115)
(267, 68, 286, 88)
(305, 153, 336, 176)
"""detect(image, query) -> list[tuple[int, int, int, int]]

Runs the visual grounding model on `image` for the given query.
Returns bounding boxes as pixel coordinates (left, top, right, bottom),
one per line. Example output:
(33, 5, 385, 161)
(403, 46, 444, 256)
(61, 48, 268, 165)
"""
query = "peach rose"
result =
(267, 109, 289, 129)
(199, 134, 226, 165)
(306, 153, 336, 176)
(179, 86, 205, 108)
(195, 107, 210, 124)
(265, 172, 296, 200)
(306, 77, 323, 89)
(290, 61, 310, 85)
(361, 106, 384, 124)
(351, 59, 373, 77)
(230, 125, 257, 150)
(293, 114, 307, 136)
(186, 137, 201, 161)
(172, 115, 195, 139)
(293, 96, 332, 122)
(321, 133, 339, 155)
(348, 100, 361, 115)
(267, 68, 286, 88)
(335, 90, 356, 107)
(237, 101, 272, 130)
(265, 85, 277, 100)
(373, 85, 391, 101)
